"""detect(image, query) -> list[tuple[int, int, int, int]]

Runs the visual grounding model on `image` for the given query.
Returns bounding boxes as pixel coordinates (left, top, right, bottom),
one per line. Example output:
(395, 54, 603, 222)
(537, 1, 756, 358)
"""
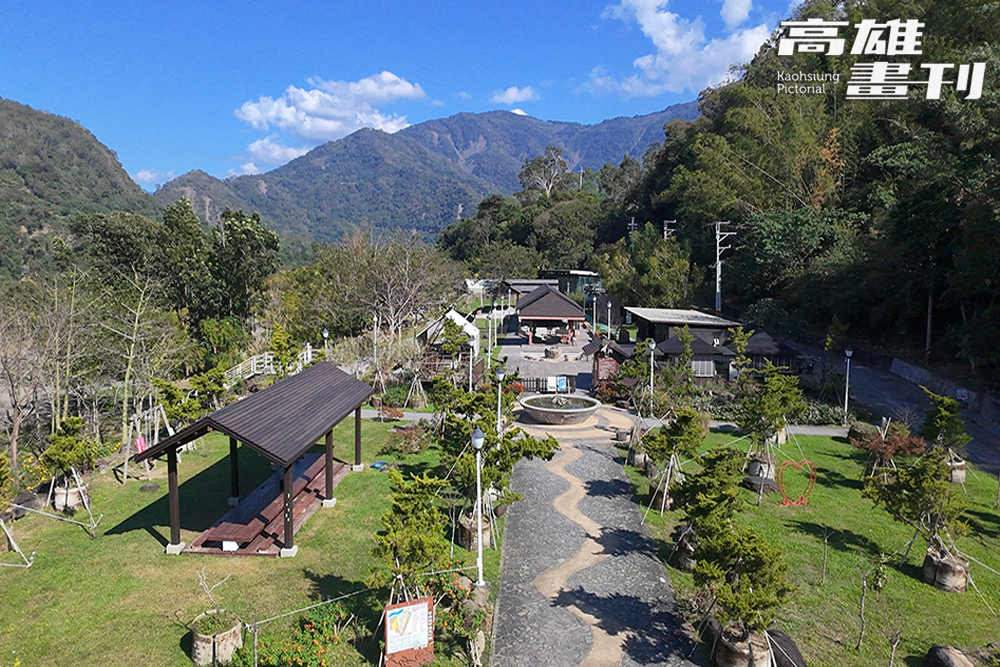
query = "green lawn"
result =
(0, 420, 497, 667)
(623, 432, 1000, 667)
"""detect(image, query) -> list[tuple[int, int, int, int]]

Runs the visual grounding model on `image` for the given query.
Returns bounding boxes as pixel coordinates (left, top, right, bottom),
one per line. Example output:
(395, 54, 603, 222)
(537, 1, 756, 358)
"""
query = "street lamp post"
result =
(495, 367, 506, 442)
(322, 328, 329, 360)
(470, 427, 486, 587)
(648, 338, 656, 416)
(606, 300, 611, 337)
(844, 346, 853, 424)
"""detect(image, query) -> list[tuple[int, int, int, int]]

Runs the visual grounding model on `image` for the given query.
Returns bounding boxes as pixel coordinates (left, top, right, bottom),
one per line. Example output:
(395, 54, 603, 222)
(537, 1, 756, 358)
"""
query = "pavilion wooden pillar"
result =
(280, 464, 297, 557)
(322, 429, 336, 508)
(165, 447, 184, 555)
(353, 406, 362, 470)
(228, 436, 240, 505)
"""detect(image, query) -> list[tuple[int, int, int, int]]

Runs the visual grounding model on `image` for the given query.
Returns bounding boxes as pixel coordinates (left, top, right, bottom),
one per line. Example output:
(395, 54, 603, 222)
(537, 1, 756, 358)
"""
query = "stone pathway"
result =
(491, 407, 697, 667)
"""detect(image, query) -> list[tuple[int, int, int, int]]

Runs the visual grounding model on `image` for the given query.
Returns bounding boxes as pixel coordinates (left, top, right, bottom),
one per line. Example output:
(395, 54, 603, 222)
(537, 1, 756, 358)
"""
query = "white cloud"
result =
(455, 91, 472, 100)
(593, 0, 771, 96)
(721, 0, 752, 28)
(246, 135, 310, 164)
(511, 108, 528, 116)
(490, 86, 539, 104)
(133, 169, 176, 185)
(227, 162, 262, 177)
(235, 71, 426, 143)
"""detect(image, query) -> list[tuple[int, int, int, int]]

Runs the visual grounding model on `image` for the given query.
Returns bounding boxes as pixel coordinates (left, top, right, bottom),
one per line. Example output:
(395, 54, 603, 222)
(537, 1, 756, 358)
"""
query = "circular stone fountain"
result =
(518, 394, 602, 425)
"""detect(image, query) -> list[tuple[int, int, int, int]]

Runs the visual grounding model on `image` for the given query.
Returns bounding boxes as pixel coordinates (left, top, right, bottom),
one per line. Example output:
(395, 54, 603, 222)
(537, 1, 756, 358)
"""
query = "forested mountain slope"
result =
(0, 97, 158, 277)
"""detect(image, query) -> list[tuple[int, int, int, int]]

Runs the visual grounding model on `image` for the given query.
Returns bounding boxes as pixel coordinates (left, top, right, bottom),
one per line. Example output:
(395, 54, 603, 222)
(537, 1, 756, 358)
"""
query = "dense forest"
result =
(437, 0, 1000, 384)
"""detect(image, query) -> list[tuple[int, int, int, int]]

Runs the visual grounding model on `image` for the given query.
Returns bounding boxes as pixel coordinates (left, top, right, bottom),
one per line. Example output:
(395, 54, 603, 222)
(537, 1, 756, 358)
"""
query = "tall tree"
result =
(598, 223, 699, 307)
(208, 208, 280, 321)
(518, 145, 572, 197)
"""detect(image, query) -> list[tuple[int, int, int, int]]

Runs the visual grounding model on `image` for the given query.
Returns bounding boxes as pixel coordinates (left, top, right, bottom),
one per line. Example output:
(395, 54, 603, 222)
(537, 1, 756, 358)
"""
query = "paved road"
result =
(787, 342, 1000, 473)
(491, 408, 697, 667)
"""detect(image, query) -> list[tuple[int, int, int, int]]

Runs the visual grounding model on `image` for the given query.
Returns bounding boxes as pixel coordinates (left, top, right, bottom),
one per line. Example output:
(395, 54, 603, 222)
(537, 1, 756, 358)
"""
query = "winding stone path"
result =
(491, 407, 697, 667)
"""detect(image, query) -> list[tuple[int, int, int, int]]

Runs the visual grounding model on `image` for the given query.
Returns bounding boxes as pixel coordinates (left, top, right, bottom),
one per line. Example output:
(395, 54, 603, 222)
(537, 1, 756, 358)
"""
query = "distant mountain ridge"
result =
(154, 102, 699, 241)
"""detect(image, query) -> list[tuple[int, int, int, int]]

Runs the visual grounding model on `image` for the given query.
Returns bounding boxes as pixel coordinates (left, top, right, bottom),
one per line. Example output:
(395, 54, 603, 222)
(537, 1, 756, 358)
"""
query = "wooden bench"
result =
(202, 455, 325, 545)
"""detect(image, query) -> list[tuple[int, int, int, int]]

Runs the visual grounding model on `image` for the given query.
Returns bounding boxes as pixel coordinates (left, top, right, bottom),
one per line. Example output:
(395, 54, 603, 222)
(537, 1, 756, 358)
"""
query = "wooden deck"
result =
(185, 453, 349, 557)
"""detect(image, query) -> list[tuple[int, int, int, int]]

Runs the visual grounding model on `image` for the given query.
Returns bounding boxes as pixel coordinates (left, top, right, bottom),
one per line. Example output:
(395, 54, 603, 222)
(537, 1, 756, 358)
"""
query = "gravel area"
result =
(491, 411, 698, 667)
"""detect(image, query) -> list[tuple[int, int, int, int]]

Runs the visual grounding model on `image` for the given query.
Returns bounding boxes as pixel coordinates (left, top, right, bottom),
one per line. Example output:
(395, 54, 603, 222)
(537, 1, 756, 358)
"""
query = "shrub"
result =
(380, 383, 411, 408)
(42, 417, 98, 479)
(382, 423, 434, 456)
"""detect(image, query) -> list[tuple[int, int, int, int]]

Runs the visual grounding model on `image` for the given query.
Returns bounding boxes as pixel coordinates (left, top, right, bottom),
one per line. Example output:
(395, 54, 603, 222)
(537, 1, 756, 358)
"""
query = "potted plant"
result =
(920, 387, 972, 484)
(41, 417, 97, 512)
(736, 363, 805, 485)
(863, 447, 969, 592)
(190, 568, 242, 666)
(674, 448, 793, 665)
(850, 420, 926, 478)
(643, 407, 708, 513)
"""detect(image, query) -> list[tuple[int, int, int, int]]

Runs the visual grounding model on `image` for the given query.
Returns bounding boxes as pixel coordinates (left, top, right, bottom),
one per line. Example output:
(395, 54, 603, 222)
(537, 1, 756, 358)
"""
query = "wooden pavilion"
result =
(514, 284, 586, 345)
(132, 361, 373, 558)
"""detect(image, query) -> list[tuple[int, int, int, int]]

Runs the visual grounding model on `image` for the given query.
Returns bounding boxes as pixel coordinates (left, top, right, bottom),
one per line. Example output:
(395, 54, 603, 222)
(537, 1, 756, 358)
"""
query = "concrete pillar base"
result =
(279, 545, 299, 558)
(352, 464, 364, 472)
(322, 498, 337, 508)
(227, 496, 240, 507)
(165, 542, 186, 555)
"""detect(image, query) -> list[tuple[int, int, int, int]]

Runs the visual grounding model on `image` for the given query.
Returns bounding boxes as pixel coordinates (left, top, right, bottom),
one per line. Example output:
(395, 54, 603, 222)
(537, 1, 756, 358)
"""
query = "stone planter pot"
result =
(713, 626, 772, 667)
(627, 448, 648, 469)
(191, 610, 243, 666)
(746, 454, 776, 481)
(671, 525, 696, 572)
(922, 547, 968, 593)
(649, 485, 672, 513)
(458, 513, 493, 551)
(948, 459, 967, 484)
(53, 483, 89, 512)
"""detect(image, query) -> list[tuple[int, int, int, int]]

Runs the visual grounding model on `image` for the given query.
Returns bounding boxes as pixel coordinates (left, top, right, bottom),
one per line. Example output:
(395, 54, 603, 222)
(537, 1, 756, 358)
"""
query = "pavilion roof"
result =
(515, 285, 585, 321)
(133, 362, 373, 467)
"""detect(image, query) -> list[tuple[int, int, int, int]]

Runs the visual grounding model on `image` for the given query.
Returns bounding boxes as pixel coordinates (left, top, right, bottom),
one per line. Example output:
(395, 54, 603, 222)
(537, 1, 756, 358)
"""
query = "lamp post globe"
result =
(470, 426, 486, 587)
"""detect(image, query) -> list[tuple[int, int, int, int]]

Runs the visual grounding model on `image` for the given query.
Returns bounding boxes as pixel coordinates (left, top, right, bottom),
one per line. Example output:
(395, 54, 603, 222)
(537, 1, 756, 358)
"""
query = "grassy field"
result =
(623, 432, 1000, 667)
(0, 419, 498, 667)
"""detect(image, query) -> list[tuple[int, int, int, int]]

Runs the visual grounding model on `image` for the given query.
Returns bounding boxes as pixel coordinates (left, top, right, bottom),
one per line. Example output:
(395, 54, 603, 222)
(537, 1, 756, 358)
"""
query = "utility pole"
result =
(714, 221, 735, 315)
(663, 220, 676, 241)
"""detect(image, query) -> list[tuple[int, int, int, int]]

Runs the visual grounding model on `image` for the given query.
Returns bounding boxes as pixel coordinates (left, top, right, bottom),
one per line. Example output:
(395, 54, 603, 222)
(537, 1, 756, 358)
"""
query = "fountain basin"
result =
(518, 394, 602, 425)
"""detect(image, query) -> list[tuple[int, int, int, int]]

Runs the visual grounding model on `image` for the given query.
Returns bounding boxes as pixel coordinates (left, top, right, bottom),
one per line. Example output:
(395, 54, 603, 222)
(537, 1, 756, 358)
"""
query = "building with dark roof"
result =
(515, 284, 586, 345)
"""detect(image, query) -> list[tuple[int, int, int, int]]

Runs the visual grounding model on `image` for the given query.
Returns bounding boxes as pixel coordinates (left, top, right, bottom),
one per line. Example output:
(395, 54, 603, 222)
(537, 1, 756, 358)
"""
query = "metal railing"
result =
(223, 344, 315, 384)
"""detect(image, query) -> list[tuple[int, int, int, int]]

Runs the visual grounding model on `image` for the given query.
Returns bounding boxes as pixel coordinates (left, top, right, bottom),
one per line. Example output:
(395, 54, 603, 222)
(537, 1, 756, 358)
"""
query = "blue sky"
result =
(0, 0, 793, 189)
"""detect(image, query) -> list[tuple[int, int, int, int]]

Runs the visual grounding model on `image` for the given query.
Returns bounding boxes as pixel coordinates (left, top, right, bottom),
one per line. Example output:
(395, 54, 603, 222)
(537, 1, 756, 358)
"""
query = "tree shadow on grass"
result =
(790, 520, 883, 556)
(816, 468, 863, 492)
(552, 586, 706, 666)
(964, 508, 1000, 541)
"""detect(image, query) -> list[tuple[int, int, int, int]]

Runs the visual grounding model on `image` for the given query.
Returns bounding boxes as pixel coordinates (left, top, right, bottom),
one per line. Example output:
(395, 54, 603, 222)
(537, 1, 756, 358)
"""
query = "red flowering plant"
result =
(230, 602, 359, 667)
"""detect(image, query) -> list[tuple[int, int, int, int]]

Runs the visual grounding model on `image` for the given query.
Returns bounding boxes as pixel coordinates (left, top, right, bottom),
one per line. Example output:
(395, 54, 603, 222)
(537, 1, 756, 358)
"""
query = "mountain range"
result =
(153, 103, 699, 241)
(0, 96, 698, 276)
